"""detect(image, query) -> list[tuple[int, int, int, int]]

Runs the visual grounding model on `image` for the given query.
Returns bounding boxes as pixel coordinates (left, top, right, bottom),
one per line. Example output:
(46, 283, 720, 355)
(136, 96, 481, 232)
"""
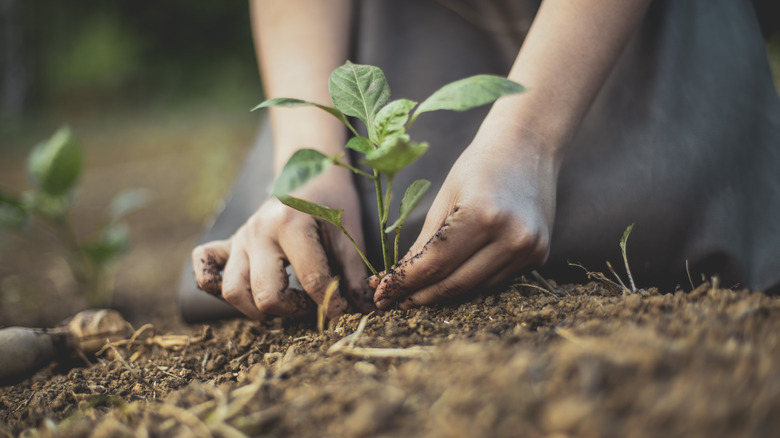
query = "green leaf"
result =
(385, 179, 431, 233)
(83, 223, 130, 266)
(620, 223, 634, 253)
(0, 191, 27, 229)
(369, 98, 417, 145)
(277, 196, 344, 229)
(107, 188, 150, 223)
(329, 61, 391, 131)
(345, 136, 373, 154)
(271, 149, 332, 197)
(415, 75, 525, 116)
(23, 191, 71, 218)
(251, 97, 355, 133)
(28, 126, 83, 197)
(363, 137, 429, 179)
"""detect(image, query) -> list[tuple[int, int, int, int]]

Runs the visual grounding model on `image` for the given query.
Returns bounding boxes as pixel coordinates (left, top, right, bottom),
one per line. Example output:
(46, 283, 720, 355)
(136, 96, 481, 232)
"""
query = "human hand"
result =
(192, 169, 374, 320)
(372, 129, 559, 310)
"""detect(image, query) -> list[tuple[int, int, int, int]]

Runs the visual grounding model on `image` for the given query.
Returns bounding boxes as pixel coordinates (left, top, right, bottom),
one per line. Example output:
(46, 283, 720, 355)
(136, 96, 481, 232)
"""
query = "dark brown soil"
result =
(2, 277, 780, 438)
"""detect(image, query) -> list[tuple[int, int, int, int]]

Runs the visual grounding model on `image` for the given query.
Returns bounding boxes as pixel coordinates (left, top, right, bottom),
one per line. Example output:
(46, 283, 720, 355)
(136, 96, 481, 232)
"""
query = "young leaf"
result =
(23, 191, 71, 218)
(328, 61, 391, 131)
(279, 195, 378, 276)
(385, 179, 431, 233)
(415, 75, 525, 116)
(252, 98, 356, 134)
(345, 136, 374, 154)
(83, 223, 130, 266)
(369, 98, 417, 145)
(620, 223, 637, 293)
(0, 191, 27, 229)
(28, 127, 83, 197)
(107, 188, 150, 223)
(272, 149, 332, 197)
(619, 223, 634, 253)
(363, 137, 429, 179)
(277, 196, 344, 229)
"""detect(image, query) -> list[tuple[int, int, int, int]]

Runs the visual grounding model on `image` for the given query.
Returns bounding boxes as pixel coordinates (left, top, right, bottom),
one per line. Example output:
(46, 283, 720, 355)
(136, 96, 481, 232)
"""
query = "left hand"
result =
(372, 127, 560, 310)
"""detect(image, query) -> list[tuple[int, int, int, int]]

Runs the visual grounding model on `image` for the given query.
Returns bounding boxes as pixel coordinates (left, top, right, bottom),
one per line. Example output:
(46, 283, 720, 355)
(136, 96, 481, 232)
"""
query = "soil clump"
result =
(2, 278, 780, 437)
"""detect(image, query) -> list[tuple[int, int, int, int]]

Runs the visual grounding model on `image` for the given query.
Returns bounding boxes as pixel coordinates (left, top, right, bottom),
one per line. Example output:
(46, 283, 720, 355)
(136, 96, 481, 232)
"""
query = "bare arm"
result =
(194, 1, 371, 320)
(484, 0, 651, 159)
(250, 0, 353, 172)
(374, 0, 652, 309)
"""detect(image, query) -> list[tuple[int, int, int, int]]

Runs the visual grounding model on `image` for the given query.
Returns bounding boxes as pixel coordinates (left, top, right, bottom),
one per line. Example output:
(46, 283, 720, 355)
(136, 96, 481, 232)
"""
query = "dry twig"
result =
(531, 270, 560, 297)
(328, 314, 433, 359)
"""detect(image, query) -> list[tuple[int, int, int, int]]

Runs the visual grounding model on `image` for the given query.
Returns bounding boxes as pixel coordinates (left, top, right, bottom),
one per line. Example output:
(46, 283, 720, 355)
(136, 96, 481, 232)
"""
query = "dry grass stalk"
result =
(328, 314, 434, 359)
(568, 261, 622, 292)
(105, 341, 158, 397)
(606, 261, 631, 295)
(96, 323, 208, 363)
(531, 270, 560, 297)
(516, 283, 560, 301)
(157, 366, 267, 436)
(317, 277, 340, 334)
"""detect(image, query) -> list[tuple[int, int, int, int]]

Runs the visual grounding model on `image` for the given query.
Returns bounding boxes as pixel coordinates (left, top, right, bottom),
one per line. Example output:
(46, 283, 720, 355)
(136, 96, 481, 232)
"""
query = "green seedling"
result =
(619, 223, 636, 293)
(254, 61, 525, 275)
(0, 127, 147, 307)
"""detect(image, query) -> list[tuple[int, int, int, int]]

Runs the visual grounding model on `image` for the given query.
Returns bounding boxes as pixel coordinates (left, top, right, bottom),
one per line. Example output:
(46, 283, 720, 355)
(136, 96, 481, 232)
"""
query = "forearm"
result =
(250, 0, 353, 174)
(479, 0, 651, 161)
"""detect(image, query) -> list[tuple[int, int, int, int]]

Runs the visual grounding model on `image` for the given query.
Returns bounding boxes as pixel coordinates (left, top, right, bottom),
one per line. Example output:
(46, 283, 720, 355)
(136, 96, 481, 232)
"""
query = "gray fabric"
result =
(353, 0, 780, 292)
(179, 0, 780, 321)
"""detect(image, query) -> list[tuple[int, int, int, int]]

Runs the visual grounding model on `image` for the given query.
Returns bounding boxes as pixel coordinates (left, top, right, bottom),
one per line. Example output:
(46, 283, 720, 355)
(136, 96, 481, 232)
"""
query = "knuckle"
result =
(221, 285, 244, 306)
(507, 230, 536, 253)
(244, 215, 269, 238)
(253, 291, 280, 314)
(299, 272, 331, 297)
(417, 263, 446, 281)
(279, 204, 309, 224)
(475, 204, 509, 228)
(437, 278, 467, 299)
(507, 228, 550, 263)
(191, 245, 206, 259)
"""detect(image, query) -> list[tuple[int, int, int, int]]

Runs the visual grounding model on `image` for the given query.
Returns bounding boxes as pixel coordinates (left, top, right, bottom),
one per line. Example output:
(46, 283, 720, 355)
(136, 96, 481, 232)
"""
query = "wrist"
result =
(472, 100, 569, 169)
(271, 108, 349, 174)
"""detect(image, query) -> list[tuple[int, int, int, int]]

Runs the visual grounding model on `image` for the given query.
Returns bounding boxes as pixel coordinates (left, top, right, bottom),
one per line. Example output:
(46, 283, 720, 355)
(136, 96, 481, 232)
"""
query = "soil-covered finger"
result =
(374, 220, 489, 308)
(278, 221, 349, 318)
(222, 246, 265, 320)
(248, 249, 315, 318)
(397, 243, 518, 310)
(192, 240, 231, 297)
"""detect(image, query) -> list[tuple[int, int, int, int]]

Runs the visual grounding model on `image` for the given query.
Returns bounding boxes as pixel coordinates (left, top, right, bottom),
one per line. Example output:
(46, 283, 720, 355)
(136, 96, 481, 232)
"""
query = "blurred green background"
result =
(0, 0, 261, 328)
(0, 1, 778, 329)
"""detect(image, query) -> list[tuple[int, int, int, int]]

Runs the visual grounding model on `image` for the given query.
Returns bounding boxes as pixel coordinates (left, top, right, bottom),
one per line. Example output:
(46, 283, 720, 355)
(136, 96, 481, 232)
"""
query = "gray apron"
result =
(179, 0, 780, 321)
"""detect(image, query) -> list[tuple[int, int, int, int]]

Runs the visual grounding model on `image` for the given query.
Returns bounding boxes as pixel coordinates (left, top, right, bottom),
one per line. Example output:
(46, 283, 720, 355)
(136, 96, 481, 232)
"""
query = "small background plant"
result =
(0, 127, 146, 308)
(255, 61, 525, 276)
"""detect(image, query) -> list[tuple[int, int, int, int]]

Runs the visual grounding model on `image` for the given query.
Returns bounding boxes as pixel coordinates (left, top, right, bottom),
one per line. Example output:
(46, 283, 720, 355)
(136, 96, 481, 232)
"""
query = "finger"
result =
(278, 221, 349, 318)
(374, 208, 491, 307)
(482, 259, 530, 289)
(368, 274, 383, 290)
(192, 239, 231, 297)
(247, 245, 316, 318)
(221, 244, 265, 320)
(397, 243, 522, 310)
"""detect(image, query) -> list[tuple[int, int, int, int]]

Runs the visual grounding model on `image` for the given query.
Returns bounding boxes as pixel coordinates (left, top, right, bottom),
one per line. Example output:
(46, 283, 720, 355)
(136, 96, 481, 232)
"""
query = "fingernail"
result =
(375, 298, 391, 309)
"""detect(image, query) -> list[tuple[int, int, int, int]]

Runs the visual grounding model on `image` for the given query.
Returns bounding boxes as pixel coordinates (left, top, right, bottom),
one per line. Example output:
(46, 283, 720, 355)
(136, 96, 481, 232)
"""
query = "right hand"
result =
(192, 168, 373, 320)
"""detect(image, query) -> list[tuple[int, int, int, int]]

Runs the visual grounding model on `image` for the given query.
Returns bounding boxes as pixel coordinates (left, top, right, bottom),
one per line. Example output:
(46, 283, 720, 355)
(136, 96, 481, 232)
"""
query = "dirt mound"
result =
(2, 279, 780, 437)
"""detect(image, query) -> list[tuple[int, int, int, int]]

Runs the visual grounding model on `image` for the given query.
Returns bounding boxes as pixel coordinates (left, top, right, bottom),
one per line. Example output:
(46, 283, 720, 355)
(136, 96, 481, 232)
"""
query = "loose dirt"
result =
(2, 277, 780, 438)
